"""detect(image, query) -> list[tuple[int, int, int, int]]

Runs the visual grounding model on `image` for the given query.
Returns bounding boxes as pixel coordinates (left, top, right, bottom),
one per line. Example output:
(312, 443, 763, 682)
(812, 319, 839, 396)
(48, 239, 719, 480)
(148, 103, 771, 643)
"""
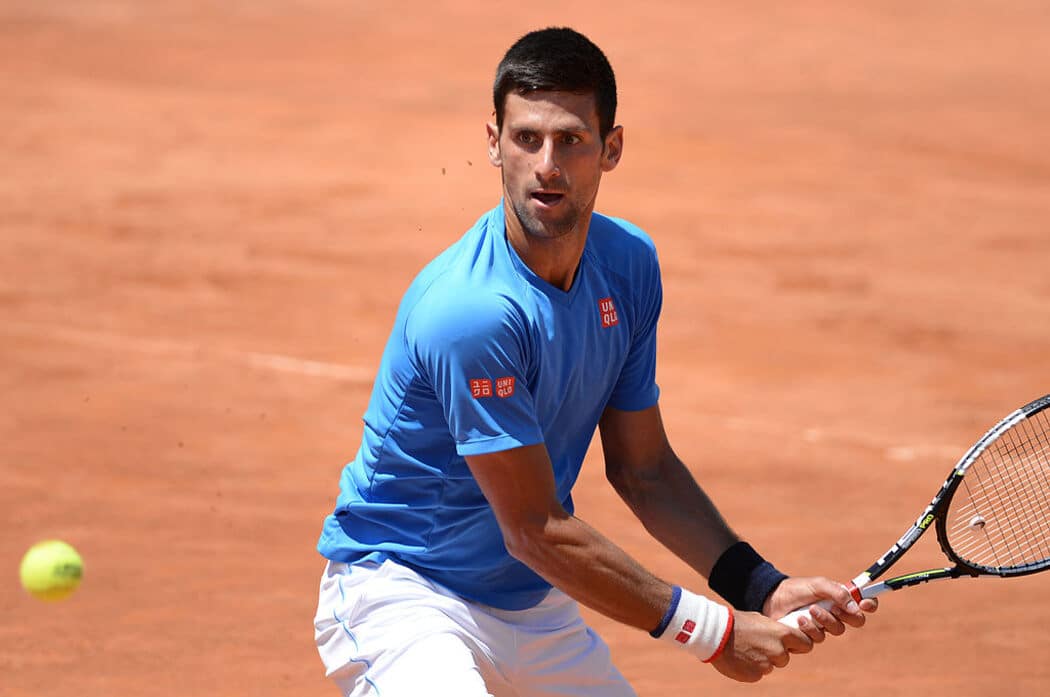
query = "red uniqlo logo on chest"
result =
(598, 297, 619, 328)
(496, 376, 515, 398)
(469, 378, 492, 398)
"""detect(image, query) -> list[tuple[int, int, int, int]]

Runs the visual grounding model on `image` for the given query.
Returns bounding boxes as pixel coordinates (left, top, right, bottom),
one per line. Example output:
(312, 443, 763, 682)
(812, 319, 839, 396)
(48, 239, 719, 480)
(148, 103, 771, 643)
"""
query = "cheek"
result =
(500, 155, 530, 186)
(564, 149, 603, 180)
(568, 161, 601, 191)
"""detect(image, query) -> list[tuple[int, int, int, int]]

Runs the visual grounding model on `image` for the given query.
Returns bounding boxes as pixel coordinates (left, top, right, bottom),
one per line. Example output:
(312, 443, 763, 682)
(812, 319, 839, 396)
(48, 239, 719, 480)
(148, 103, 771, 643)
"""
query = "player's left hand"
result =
(762, 577, 878, 645)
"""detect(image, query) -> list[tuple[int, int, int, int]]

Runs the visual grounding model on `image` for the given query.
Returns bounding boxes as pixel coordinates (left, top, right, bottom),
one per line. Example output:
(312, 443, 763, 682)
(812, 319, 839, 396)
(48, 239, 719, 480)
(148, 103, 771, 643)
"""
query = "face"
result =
(487, 90, 622, 241)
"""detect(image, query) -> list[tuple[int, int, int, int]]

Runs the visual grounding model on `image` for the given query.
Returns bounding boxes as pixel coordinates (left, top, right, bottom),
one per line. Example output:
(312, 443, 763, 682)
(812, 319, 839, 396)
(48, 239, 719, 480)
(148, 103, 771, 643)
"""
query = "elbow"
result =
(502, 529, 535, 564)
(605, 463, 630, 498)
(606, 460, 648, 505)
(607, 452, 674, 511)
(500, 509, 566, 566)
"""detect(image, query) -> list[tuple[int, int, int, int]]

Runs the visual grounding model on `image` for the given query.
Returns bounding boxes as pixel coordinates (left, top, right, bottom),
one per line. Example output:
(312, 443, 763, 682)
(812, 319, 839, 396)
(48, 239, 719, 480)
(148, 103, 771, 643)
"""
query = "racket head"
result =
(937, 394, 1050, 578)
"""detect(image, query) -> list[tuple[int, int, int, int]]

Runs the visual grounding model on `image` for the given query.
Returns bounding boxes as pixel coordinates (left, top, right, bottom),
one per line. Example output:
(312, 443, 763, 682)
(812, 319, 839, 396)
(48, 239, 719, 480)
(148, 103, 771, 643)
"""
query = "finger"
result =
(811, 606, 849, 635)
(795, 615, 826, 645)
(808, 578, 864, 620)
(860, 598, 878, 613)
(781, 625, 815, 654)
(829, 585, 864, 617)
(747, 659, 781, 680)
(770, 650, 791, 669)
(831, 605, 866, 629)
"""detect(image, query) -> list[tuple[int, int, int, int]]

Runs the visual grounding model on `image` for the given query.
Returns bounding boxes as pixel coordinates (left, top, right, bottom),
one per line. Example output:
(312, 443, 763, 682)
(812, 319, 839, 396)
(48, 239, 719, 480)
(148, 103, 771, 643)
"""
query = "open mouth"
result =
(531, 192, 565, 206)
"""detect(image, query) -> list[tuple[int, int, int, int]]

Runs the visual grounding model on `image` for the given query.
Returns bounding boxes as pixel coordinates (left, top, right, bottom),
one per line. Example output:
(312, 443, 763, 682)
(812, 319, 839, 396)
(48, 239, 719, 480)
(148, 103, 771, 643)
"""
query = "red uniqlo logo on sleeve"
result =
(469, 378, 492, 398)
(598, 297, 619, 328)
(495, 376, 515, 398)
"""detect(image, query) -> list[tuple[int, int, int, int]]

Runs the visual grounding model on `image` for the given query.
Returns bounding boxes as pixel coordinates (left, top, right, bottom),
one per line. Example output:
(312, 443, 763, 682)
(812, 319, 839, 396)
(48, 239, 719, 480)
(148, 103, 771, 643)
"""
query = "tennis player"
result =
(314, 26, 876, 696)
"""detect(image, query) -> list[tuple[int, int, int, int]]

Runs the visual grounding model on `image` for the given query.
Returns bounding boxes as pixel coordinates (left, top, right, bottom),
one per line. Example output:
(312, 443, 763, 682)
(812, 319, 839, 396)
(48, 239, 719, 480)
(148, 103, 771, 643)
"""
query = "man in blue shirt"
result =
(315, 27, 875, 696)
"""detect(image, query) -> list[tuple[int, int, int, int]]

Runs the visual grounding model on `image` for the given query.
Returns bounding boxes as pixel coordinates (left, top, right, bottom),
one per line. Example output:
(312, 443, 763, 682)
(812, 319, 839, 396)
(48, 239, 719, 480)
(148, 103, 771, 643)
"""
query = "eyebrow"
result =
(508, 121, 591, 135)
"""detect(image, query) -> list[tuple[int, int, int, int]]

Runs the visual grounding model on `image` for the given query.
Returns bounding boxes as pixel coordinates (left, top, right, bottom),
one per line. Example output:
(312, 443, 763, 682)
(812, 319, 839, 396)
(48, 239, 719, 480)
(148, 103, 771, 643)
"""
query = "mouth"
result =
(530, 191, 565, 207)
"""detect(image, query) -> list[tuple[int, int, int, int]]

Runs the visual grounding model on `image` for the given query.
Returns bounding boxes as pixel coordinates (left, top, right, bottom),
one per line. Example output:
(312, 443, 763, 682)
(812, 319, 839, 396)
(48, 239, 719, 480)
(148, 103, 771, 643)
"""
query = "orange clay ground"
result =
(3, 2, 1049, 695)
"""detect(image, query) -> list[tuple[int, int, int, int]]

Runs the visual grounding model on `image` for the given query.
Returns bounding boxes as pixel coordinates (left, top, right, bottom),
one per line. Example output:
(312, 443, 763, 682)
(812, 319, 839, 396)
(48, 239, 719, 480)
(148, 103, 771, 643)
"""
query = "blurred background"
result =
(3, 2, 1048, 695)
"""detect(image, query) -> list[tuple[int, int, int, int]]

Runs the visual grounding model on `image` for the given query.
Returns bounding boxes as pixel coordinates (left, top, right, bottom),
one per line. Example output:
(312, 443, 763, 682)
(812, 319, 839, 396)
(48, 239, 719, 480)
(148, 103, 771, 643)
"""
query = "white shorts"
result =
(313, 559, 637, 697)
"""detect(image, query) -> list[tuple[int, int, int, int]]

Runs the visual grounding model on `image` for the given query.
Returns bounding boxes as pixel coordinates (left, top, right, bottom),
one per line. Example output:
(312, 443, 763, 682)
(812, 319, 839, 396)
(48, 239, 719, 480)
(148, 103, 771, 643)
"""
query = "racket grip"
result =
(777, 599, 837, 629)
(776, 583, 869, 629)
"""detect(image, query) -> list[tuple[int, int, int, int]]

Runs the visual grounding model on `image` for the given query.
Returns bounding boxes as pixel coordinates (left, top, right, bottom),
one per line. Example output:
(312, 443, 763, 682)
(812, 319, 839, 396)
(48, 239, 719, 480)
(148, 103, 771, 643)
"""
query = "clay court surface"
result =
(3, 1, 1049, 694)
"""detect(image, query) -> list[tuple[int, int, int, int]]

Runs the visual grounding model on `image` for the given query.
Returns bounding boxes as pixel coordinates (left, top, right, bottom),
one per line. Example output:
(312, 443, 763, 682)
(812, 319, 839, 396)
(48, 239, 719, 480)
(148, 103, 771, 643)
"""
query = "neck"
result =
(503, 203, 591, 292)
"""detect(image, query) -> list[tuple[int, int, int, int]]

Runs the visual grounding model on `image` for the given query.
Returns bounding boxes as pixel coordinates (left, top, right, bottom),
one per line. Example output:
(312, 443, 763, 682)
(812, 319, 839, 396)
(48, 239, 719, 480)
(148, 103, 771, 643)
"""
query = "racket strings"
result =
(956, 467, 1050, 567)
(947, 410, 1050, 572)
(951, 416, 1050, 569)
(956, 424, 1050, 568)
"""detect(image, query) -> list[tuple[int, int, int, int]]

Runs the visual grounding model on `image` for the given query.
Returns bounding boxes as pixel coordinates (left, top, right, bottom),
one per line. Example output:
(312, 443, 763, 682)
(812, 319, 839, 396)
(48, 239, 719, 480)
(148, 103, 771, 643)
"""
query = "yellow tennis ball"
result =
(19, 540, 84, 602)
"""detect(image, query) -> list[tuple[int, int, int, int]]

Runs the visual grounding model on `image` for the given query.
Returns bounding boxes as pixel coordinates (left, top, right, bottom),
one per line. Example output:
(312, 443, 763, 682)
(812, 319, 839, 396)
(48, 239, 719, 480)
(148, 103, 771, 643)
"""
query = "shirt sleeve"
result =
(405, 288, 544, 456)
(606, 238, 663, 411)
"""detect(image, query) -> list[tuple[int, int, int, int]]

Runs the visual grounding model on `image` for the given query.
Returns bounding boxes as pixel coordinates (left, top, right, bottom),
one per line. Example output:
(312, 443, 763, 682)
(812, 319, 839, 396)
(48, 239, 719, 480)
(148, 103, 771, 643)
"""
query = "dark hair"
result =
(493, 27, 617, 139)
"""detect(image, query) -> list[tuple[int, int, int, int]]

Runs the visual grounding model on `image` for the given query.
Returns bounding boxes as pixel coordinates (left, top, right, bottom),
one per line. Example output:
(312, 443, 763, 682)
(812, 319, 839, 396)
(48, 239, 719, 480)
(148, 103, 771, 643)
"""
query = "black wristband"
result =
(708, 541, 788, 613)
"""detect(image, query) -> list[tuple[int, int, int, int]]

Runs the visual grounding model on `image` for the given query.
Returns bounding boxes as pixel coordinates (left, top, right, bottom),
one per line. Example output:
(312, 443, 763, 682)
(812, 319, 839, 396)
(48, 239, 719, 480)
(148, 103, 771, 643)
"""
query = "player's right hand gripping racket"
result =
(779, 394, 1050, 629)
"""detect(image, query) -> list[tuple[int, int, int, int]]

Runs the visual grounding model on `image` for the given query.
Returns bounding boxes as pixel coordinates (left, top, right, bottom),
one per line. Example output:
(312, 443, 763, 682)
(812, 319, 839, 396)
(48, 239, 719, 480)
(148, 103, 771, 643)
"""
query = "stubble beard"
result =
(511, 198, 580, 240)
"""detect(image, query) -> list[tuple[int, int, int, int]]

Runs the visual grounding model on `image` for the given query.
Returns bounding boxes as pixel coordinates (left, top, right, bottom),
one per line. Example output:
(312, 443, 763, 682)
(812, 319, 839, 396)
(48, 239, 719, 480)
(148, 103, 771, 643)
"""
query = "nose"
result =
(535, 139, 561, 182)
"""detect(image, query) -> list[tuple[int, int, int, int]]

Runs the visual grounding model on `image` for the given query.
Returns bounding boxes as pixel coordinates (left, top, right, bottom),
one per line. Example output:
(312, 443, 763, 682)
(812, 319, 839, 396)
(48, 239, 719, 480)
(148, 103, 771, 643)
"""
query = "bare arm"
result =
(464, 443, 673, 632)
(465, 420, 823, 681)
(599, 403, 738, 578)
(600, 403, 877, 635)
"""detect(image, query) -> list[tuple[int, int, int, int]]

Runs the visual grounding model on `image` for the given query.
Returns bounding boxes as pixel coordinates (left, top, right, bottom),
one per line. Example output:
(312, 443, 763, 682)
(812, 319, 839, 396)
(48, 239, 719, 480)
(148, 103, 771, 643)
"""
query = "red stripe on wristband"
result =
(702, 607, 734, 664)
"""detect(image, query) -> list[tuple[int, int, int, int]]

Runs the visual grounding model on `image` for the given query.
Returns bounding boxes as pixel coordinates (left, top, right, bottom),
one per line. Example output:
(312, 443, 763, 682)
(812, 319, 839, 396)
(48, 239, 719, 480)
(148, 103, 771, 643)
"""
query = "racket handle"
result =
(776, 582, 872, 629)
(777, 599, 837, 629)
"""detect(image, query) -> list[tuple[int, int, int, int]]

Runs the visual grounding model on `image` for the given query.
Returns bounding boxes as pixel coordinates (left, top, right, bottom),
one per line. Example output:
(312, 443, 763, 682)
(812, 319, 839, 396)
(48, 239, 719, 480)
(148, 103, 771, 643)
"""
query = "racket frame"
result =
(849, 393, 1050, 598)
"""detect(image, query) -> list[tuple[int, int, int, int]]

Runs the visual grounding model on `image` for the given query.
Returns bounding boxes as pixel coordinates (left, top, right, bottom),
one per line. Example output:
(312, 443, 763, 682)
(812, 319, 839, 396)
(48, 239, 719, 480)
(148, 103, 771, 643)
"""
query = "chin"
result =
(524, 214, 578, 240)
(514, 203, 579, 240)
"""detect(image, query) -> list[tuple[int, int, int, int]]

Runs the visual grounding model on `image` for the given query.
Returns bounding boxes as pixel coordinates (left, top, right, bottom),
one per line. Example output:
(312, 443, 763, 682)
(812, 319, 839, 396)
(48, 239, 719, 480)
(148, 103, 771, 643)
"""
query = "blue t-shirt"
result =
(317, 204, 663, 610)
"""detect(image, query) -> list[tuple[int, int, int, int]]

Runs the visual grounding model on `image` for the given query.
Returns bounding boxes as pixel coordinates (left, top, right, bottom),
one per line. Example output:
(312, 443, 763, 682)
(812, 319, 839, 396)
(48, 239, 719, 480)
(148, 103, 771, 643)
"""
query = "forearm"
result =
(608, 449, 738, 579)
(505, 510, 673, 631)
(607, 449, 791, 614)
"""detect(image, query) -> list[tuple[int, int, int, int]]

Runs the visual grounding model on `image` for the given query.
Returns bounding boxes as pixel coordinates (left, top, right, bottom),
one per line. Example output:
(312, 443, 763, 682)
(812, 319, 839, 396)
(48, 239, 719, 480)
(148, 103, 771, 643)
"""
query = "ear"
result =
(600, 125, 623, 172)
(486, 122, 502, 167)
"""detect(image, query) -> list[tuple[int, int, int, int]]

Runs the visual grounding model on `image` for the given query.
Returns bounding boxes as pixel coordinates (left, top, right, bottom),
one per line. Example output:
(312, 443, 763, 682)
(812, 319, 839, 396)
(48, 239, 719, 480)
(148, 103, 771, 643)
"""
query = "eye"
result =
(516, 131, 537, 145)
(562, 134, 582, 145)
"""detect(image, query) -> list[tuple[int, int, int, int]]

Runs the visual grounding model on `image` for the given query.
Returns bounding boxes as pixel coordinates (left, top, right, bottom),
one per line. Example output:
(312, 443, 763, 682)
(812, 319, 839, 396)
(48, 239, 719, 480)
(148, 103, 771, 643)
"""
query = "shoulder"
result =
(407, 208, 496, 290)
(408, 280, 524, 348)
(586, 212, 661, 280)
(404, 284, 530, 377)
(402, 209, 520, 328)
(590, 212, 658, 253)
(402, 225, 527, 356)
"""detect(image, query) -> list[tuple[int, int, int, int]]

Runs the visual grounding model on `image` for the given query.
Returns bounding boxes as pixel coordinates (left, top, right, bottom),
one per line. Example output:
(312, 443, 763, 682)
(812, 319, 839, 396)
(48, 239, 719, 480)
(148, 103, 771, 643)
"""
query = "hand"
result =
(763, 576, 878, 643)
(709, 610, 812, 682)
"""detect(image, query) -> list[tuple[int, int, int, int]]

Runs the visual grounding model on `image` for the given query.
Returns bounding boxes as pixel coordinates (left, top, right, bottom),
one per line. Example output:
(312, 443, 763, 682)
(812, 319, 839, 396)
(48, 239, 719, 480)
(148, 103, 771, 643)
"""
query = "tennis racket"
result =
(779, 393, 1050, 628)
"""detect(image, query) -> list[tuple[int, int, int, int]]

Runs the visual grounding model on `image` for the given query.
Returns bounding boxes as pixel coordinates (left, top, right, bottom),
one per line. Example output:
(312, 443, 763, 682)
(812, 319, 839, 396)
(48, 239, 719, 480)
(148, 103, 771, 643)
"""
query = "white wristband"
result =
(654, 587, 734, 662)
